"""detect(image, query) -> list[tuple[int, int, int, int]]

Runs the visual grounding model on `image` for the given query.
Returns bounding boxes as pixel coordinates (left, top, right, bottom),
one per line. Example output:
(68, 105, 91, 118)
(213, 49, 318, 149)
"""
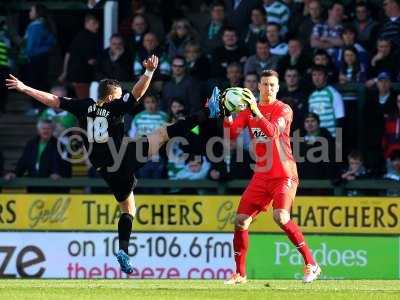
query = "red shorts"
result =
(237, 173, 298, 217)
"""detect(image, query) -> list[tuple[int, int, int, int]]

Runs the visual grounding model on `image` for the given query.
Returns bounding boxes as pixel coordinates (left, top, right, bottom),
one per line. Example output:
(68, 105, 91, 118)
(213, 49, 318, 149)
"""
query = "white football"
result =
(222, 87, 252, 113)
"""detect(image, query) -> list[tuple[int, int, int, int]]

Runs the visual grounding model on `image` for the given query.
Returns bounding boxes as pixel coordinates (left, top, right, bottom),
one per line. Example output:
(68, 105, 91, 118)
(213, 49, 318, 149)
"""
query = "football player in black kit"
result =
(6, 54, 214, 274)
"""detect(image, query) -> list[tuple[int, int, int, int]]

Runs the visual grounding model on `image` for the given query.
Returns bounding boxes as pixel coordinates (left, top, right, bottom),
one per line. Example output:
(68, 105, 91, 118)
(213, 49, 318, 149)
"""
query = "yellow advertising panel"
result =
(0, 195, 399, 234)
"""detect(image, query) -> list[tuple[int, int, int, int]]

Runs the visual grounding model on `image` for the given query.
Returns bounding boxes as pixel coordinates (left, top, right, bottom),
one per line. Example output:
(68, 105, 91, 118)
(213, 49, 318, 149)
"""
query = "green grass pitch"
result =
(0, 280, 399, 300)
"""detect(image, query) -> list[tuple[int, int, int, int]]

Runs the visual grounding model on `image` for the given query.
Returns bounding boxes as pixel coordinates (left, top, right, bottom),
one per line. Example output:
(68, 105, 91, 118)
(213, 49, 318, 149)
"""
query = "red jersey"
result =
(224, 100, 298, 179)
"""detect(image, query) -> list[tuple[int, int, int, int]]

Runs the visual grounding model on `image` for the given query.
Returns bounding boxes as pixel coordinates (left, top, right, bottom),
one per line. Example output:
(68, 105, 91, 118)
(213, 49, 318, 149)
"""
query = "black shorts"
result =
(97, 137, 149, 202)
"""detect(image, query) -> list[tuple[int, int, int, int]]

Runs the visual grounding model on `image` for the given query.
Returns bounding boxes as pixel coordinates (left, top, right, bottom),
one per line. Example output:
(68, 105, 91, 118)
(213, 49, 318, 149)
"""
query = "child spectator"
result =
(172, 155, 211, 194)
(338, 150, 371, 196)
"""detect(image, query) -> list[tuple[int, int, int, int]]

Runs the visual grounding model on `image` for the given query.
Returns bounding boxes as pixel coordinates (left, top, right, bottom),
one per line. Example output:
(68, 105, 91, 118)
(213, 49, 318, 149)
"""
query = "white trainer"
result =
(224, 273, 248, 285)
(303, 264, 321, 283)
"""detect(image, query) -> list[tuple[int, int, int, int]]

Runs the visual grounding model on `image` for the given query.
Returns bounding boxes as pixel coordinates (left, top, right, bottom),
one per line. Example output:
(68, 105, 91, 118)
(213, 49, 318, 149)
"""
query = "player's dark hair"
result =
(260, 69, 279, 81)
(98, 79, 121, 100)
(348, 150, 363, 161)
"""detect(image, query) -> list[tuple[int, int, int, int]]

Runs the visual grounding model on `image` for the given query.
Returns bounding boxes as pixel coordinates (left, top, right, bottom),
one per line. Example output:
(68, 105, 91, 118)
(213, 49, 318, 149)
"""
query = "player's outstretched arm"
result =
(6, 74, 60, 108)
(131, 55, 159, 100)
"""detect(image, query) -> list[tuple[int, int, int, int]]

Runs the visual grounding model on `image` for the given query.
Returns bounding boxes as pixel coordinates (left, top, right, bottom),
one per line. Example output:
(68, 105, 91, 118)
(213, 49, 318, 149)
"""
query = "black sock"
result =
(118, 213, 133, 254)
(167, 108, 209, 139)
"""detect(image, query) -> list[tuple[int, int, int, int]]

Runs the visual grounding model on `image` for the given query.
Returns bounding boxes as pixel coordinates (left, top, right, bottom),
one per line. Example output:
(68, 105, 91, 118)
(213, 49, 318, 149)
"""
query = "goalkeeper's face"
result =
(258, 76, 279, 102)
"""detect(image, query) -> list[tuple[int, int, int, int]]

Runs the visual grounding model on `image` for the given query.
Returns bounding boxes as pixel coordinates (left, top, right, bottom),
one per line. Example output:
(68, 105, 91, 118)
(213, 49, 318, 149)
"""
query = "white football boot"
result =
(303, 264, 321, 283)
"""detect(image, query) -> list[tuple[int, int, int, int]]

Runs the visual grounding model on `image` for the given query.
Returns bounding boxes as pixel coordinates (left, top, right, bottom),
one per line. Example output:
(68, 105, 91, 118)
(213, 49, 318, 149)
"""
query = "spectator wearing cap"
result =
(364, 71, 397, 173)
(352, 2, 379, 51)
(243, 37, 279, 76)
(366, 38, 400, 87)
(296, 112, 335, 180)
(310, 2, 344, 58)
(380, 0, 400, 48)
(308, 65, 344, 138)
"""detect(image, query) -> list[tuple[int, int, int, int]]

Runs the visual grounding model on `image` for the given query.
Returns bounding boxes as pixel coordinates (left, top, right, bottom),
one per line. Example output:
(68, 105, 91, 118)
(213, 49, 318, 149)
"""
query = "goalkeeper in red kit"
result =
(208, 70, 321, 284)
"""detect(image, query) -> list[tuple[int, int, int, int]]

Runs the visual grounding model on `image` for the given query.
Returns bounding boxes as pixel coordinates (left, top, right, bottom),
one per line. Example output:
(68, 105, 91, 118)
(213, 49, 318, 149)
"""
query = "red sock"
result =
(233, 229, 248, 276)
(281, 220, 315, 265)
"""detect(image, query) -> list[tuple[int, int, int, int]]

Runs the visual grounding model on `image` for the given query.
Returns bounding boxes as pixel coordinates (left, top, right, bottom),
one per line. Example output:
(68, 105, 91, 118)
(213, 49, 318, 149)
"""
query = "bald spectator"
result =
(129, 13, 149, 52)
(133, 32, 171, 81)
(4, 120, 70, 192)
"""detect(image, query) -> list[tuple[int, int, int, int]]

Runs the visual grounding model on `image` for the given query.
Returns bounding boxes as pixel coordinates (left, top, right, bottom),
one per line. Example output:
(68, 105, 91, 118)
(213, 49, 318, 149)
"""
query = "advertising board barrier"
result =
(0, 195, 399, 234)
(0, 232, 398, 279)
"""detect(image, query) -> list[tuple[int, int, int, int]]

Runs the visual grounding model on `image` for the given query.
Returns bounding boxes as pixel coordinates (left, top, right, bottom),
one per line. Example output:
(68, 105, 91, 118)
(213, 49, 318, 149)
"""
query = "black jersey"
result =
(59, 92, 141, 168)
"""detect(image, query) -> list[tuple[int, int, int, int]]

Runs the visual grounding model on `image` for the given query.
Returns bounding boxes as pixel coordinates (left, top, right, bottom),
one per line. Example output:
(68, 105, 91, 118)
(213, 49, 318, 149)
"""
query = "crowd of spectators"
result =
(2, 0, 400, 194)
